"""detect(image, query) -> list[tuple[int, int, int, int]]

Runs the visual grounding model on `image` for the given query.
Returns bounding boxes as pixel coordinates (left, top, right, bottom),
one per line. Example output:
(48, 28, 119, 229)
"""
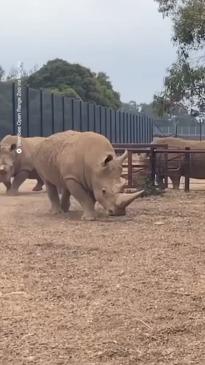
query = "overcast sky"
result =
(0, 0, 177, 103)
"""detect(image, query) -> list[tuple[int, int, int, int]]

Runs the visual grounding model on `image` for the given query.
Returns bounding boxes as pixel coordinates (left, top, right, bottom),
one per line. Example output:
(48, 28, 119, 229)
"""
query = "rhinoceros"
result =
(153, 137, 205, 189)
(0, 135, 45, 194)
(33, 130, 144, 219)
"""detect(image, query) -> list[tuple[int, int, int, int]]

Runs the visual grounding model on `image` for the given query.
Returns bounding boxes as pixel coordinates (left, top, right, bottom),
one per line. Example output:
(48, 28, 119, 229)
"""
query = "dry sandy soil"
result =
(0, 180, 205, 365)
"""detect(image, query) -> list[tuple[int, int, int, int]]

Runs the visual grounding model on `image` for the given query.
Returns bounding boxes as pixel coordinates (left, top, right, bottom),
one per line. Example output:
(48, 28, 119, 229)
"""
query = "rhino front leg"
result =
(32, 177, 44, 192)
(3, 181, 11, 192)
(65, 180, 96, 220)
(60, 188, 71, 213)
(45, 181, 62, 214)
(7, 171, 29, 195)
(156, 175, 165, 190)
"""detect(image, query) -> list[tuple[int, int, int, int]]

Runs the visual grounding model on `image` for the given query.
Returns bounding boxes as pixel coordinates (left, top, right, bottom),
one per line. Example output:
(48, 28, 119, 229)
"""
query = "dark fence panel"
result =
(53, 94, 63, 133)
(81, 102, 89, 131)
(41, 91, 52, 136)
(0, 82, 154, 143)
(95, 106, 101, 134)
(64, 98, 74, 130)
(105, 109, 111, 140)
(100, 106, 106, 137)
(73, 99, 81, 131)
(0, 82, 14, 137)
(24, 87, 39, 136)
(87, 103, 95, 131)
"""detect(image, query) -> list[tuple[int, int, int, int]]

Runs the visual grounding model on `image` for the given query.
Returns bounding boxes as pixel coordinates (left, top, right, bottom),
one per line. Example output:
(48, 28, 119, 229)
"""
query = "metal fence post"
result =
(184, 147, 190, 192)
(51, 93, 55, 134)
(62, 96, 65, 131)
(40, 89, 43, 136)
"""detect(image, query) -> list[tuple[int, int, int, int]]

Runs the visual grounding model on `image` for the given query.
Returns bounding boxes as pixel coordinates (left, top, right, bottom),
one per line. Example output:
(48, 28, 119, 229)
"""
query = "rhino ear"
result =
(102, 154, 113, 166)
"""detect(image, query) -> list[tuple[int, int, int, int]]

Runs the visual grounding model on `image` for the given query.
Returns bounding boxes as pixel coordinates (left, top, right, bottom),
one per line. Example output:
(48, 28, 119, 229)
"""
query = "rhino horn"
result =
(116, 190, 144, 209)
(116, 150, 128, 165)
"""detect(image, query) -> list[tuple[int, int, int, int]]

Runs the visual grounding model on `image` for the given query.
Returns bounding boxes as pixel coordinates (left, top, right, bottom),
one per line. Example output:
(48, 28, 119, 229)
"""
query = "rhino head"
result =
(0, 143, 16, 182)
(91, 150, 144, 216)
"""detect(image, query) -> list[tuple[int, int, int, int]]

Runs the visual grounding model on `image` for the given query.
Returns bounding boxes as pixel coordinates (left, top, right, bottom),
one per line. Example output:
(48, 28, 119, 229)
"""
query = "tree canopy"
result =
(155, 0, 205, 49)
(26, 59, 121, 109)
(154, 0, 205, 116)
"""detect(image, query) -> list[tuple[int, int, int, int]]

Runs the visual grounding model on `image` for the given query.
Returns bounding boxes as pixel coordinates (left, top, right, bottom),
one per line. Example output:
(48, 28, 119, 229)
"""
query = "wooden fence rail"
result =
(114, 145, 205, 192)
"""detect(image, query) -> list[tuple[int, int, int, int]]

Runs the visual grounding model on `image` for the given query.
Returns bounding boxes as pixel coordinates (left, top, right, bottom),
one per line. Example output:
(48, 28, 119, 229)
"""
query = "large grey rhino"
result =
(33, 130, 144, 219)
(153, 137, 205, 189)
(0, 135, 45, 194)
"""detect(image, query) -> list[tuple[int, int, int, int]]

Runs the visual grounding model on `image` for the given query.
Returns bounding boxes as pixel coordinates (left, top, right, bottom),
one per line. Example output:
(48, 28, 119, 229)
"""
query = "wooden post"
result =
(164, 144, 168, 188)
(200, 120, 202, 141)
(184, 147, 190, 192)
(26, 86, 30, 137)
(150, 147, 156, 186)
(128, 150, 133, 188)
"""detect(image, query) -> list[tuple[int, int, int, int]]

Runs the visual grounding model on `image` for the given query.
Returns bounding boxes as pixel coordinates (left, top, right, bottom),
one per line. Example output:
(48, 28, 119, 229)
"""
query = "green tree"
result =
(154, 0, 205, 115)
(96, 72, 121, 109)
(155, 0, 205, 50)
(26, 59, 121, 109)
(48, 85, 81, 99)
(0, 66, 5, 81)
(6, 63, 29, 82)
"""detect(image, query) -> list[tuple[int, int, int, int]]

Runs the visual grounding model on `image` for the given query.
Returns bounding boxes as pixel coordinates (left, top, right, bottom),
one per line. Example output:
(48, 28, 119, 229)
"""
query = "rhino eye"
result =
(102, 188, 106, 195)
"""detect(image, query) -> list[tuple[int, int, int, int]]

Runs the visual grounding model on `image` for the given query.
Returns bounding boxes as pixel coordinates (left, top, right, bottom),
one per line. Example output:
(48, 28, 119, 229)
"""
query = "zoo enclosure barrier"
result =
(113, 143, 169, 190)
(0, 82, 153, 143)
(113, 144, 205, 193)
(153, 121, 205, 141)
(154, 147, 205, 193)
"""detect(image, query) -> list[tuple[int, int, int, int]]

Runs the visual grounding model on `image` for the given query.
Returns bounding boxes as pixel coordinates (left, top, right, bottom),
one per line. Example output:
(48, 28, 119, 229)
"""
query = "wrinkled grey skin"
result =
(0, 135, 44, 195)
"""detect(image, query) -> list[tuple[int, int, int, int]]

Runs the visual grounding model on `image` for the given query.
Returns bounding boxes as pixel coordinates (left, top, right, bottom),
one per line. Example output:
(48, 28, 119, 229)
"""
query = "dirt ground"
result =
(0, 180, 205, 365)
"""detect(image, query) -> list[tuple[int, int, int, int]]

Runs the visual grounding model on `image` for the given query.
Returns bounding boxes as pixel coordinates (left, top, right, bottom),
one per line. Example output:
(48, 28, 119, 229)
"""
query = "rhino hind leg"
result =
(170, 175, 181, 189)
(46, 181, 62, 214)
(65, 179, 96, 220)
(60, 189, 71, 213)
(7, 170, 29, 195)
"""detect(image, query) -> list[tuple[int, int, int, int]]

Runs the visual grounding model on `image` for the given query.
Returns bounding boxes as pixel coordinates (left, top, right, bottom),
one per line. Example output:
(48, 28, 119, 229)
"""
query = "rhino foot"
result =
(32, 186, 43, 192)
(81, 212, 96, 221)
(49, 207, 64, 215)
(7, 189, 19, 196)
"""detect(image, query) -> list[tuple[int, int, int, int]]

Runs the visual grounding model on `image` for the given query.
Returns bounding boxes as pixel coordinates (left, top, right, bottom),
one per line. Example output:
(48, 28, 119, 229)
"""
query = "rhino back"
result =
(33, 130, 115, 188)
(1, 135, 44, 174)
(154, 137, 205, 178)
